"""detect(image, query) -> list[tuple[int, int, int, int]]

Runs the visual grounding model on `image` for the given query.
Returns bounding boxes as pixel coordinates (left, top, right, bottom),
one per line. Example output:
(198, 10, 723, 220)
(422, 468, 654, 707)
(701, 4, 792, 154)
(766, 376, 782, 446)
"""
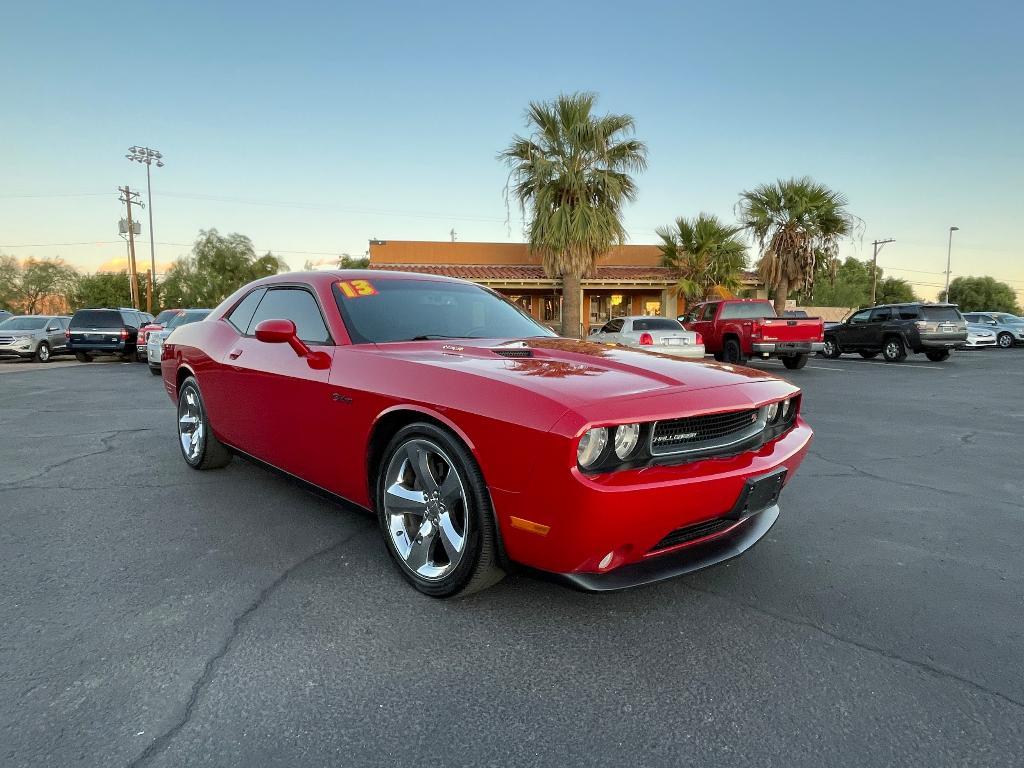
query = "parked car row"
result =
(146, 309, 212, 374)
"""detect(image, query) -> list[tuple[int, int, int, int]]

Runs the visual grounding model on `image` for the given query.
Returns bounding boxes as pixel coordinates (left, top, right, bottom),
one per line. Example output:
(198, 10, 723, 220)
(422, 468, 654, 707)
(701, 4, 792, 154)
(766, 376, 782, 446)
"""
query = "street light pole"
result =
(943, 226, 959, 302)
(126, 146, 164, 313)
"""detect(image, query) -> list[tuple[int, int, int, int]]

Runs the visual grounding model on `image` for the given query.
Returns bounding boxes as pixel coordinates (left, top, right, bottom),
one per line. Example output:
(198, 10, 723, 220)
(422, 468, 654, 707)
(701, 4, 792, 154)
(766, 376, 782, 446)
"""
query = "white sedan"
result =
(587, 316, 705, 358)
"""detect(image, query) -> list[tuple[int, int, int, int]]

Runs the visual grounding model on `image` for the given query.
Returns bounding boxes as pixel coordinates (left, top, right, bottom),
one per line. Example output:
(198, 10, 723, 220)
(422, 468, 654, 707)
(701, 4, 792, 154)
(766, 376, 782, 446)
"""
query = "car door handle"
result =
(228, 348, 243, 360)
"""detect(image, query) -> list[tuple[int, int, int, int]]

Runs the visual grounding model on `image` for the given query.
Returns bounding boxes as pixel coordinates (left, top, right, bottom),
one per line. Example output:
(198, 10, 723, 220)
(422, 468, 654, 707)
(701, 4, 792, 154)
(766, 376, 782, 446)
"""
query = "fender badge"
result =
(441, 344, 464, 352)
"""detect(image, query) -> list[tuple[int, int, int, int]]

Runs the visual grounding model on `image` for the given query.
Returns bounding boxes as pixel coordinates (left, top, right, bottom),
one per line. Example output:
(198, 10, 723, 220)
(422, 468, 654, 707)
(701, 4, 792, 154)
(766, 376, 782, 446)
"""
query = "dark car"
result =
(66, 308, 149, 362)
(822, 302, 967, 362)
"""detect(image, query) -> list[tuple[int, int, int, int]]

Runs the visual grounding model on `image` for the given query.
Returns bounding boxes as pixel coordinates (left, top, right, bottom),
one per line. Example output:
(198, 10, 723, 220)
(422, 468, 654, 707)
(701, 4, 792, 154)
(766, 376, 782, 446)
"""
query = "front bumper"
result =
(751, 342, 824, 354)
(965, 336, 997, 348)
(493, 416, 812, 586)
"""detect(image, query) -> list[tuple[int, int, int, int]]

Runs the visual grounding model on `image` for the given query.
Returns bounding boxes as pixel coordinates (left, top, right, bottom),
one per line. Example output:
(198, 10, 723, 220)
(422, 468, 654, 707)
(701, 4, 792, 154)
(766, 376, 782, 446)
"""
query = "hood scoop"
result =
(492, 348, 533, 358)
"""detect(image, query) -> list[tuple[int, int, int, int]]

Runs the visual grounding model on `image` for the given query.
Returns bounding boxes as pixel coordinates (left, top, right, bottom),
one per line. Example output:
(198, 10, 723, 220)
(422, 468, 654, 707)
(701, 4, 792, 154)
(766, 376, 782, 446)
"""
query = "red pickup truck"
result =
(683, 299, 824, 370)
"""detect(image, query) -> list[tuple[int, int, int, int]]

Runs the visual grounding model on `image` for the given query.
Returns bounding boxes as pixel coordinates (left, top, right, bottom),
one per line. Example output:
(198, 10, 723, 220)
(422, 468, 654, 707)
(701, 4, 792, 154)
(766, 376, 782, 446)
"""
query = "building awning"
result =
(370, 263, 758, 290)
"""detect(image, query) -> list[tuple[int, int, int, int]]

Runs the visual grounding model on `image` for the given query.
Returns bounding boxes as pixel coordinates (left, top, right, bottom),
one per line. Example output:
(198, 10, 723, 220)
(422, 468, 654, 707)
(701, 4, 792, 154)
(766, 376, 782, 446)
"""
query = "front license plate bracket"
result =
(727, 468, 787, 520)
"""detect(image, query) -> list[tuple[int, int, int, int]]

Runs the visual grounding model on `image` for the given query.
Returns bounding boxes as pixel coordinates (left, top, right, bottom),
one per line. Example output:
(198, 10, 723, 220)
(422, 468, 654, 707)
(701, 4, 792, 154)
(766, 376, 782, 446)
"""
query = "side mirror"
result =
(253, 318, 330, 370)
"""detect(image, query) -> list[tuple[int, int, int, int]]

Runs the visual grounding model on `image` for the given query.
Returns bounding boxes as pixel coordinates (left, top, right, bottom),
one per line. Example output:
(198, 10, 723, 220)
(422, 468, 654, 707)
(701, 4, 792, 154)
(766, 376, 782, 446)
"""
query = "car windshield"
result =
(153, 309, 180, 325)
(993, 313, 1024, 323)
(0, 316, 47, 330)
(166, 310, 211, 330)
(632, 318, 684, 331)
(332, 278, 556, 343)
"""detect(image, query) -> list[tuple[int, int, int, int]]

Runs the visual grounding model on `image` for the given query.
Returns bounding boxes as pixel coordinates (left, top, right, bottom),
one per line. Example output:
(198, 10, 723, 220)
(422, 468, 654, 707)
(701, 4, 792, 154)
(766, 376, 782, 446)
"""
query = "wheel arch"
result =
(365, 405, 510, 568)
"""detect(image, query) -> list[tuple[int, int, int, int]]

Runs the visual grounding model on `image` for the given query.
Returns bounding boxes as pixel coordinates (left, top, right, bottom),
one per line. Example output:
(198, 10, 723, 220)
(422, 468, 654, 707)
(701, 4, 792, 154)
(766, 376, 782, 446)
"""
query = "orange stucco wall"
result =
(369, 240, 664, 266)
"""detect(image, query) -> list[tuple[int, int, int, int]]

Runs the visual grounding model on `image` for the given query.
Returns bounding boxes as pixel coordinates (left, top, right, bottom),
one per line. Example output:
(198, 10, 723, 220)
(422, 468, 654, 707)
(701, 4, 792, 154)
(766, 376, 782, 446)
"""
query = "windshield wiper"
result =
(406, 334, 462, 341)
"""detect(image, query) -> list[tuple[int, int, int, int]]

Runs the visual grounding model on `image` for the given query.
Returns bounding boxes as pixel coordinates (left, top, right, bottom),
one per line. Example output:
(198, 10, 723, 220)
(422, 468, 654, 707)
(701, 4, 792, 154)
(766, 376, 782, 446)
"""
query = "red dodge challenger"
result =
(161, 271, 812, 597)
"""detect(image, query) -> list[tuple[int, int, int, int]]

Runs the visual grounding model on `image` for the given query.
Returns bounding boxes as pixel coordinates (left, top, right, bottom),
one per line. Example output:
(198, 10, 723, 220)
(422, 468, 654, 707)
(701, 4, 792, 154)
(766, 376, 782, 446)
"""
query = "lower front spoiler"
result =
(552, 504, 780, 592)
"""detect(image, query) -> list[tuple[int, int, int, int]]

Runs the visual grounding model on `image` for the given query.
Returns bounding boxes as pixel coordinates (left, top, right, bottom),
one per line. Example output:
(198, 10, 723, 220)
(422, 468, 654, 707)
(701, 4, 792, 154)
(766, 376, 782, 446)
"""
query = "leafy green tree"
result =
(161, 229, 288, 308)
(875, 276, 916, 305)
(73, 271, 133, 309)
(738, 177, 857, 315)
(657, 213, 747, 303)
(3, 257, 79, 313)
(339, 253, 370, 269)
(500, 92, 647, 337)
(0, 254, 19, 311)
(947, 276, 1020, 314)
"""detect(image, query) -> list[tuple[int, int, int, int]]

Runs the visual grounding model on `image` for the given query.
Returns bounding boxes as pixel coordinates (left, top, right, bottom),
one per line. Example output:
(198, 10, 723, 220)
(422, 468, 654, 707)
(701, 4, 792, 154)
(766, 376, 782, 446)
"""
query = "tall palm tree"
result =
(657, 213, 748, 304)
(500, 92, 647, 337)
(737, 177, 857, 315)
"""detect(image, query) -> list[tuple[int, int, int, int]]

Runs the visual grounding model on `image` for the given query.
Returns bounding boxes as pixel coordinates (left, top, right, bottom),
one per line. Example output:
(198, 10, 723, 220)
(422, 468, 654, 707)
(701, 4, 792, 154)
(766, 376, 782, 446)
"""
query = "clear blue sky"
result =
(2, 0, 1022, 301)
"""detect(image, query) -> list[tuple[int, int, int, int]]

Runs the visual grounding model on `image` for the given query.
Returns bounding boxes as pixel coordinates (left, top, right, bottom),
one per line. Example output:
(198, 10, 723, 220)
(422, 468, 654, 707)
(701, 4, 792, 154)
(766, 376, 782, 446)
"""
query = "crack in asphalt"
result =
(682, 583, 1024, 711)
(806, 450, 1023, 508)
(0, 429, 155, 488)
(125, 526, 370, 768)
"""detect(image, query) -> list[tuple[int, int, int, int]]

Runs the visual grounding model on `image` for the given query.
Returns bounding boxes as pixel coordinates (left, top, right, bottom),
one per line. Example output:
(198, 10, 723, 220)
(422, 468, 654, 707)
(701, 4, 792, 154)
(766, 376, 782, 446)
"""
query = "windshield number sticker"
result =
(337, 280, 377, 298)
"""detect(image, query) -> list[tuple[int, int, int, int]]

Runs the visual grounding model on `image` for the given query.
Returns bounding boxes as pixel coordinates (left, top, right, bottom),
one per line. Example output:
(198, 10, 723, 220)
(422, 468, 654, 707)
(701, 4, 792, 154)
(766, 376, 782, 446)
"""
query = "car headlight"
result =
(577, 427, 608, 468)
(780, 398, 791, 420)
(765, 401, 779, 423)
(613, 423, 640, 459)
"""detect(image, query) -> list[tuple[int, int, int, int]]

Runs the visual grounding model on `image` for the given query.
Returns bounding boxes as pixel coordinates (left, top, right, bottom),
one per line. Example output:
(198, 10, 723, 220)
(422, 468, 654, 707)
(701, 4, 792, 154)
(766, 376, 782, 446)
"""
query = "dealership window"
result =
(609, 294, 629, 318)
(542, 295, 561, 323)
(642, 298, 662, 316)
(506, 294, 532, 314)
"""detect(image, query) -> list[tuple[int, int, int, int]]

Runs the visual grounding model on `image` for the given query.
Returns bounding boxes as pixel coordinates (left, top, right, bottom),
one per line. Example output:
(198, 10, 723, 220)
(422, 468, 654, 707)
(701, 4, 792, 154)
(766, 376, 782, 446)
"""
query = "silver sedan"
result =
(587, 316, 705, 358)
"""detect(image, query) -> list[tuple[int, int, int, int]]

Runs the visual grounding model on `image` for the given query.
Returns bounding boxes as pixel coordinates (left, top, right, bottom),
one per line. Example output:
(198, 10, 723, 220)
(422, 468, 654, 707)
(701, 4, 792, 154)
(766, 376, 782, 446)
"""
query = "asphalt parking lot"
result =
(2, 350, 1022, 767)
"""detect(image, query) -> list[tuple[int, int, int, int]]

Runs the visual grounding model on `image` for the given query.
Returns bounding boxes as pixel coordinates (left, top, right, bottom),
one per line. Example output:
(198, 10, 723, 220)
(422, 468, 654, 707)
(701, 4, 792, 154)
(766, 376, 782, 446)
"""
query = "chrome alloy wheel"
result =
(822, 338, 837, 357)
(177, 386, 205, 462)
(383, 438, 468, 581)
(37, 344, 50, 362)
(885, 339, 900, 358)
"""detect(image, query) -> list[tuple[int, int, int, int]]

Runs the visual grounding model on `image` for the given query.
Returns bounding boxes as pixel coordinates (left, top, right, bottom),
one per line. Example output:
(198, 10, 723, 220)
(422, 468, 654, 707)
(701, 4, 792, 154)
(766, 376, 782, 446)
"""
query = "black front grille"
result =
(650, 409, 760, 455)
(493, 348, 532, 358)
(651, 517, 734, 552)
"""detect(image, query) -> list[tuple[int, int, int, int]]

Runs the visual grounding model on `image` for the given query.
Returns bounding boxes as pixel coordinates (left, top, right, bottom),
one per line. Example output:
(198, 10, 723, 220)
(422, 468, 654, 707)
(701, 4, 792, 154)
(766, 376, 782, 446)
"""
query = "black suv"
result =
(822, 303, 967, 363)
(67, 308, 150, 362)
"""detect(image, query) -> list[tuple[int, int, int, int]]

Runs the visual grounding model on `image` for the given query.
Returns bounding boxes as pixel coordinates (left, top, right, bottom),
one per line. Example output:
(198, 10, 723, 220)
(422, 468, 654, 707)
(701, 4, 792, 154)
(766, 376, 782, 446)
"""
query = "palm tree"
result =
(500, 92, 647, 337)
(737, 177, 857, 315)
(657, 213, 748, 304)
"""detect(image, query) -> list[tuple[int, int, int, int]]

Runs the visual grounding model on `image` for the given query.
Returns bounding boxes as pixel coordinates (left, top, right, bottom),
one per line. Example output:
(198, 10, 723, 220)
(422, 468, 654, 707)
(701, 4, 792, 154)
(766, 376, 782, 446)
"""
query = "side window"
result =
(849, 310, 871, 324)
(870, 307, 892, 322)
(701, 303, 719, 321)
(46, 319, 60, 332)
(227, 288, 266, 333)
(897, 306, 920, 320)
(248, 287, 330, 344)
(607, 318, 624, 334)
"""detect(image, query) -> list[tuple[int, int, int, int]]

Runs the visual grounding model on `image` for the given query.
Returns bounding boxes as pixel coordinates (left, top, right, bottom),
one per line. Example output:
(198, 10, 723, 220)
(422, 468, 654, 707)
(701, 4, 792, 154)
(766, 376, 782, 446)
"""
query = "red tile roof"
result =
(371, 263, 678, 282)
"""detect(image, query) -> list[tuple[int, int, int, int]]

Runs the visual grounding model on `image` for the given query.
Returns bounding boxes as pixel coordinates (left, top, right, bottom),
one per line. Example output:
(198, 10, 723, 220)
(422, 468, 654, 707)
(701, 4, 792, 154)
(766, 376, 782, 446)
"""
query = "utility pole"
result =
(870, 238, 895, 305)
(126, 146, 164, 313)
(118, 186, 144, 310)
(450, 228, 457, 243)
(943, 226, 959, 302)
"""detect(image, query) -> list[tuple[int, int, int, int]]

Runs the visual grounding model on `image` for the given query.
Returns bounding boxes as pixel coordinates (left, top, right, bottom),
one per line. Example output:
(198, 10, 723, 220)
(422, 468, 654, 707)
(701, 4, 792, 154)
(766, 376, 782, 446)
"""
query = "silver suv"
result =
(0, 315, 71, 363)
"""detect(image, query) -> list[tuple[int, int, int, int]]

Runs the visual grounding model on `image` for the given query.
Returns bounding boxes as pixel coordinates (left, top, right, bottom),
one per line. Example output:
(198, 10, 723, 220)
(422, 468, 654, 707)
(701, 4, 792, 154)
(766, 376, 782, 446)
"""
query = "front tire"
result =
(177, 376, 232, 470)
(782, 353, 808, 370)
(34, 343, 50, 363)
(882, 336, 907, 363)
(377, 422, 503, 598)
(997, 332, 1013, 349)
(925, 350, 951, 362)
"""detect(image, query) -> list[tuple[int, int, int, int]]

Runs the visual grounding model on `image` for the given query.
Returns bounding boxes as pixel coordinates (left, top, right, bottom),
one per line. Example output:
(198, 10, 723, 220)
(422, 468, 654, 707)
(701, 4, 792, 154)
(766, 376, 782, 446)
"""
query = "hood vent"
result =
(493, 348, 533, 358)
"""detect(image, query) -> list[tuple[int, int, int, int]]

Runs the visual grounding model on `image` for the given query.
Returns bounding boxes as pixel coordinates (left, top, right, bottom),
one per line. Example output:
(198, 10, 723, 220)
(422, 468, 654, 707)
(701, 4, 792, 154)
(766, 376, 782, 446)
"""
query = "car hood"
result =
(367, 337, 785, 409)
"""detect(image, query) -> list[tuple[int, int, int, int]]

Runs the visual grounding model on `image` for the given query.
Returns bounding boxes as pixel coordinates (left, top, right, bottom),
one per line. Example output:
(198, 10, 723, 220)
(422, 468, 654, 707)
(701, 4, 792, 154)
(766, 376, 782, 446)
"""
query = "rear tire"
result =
(74, 352, 92, 363)
(782, 353, 808, 370)
(177, 376, 233, 470)
(997, 332, 1013, 349)
(376, 422, 504, 598)
(925, 350, 951, 362)
(858, 350, 879, 359)
(34, 343, 50, 363)
(722, 338, 747, 365)
(882, 335, 907, 363)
